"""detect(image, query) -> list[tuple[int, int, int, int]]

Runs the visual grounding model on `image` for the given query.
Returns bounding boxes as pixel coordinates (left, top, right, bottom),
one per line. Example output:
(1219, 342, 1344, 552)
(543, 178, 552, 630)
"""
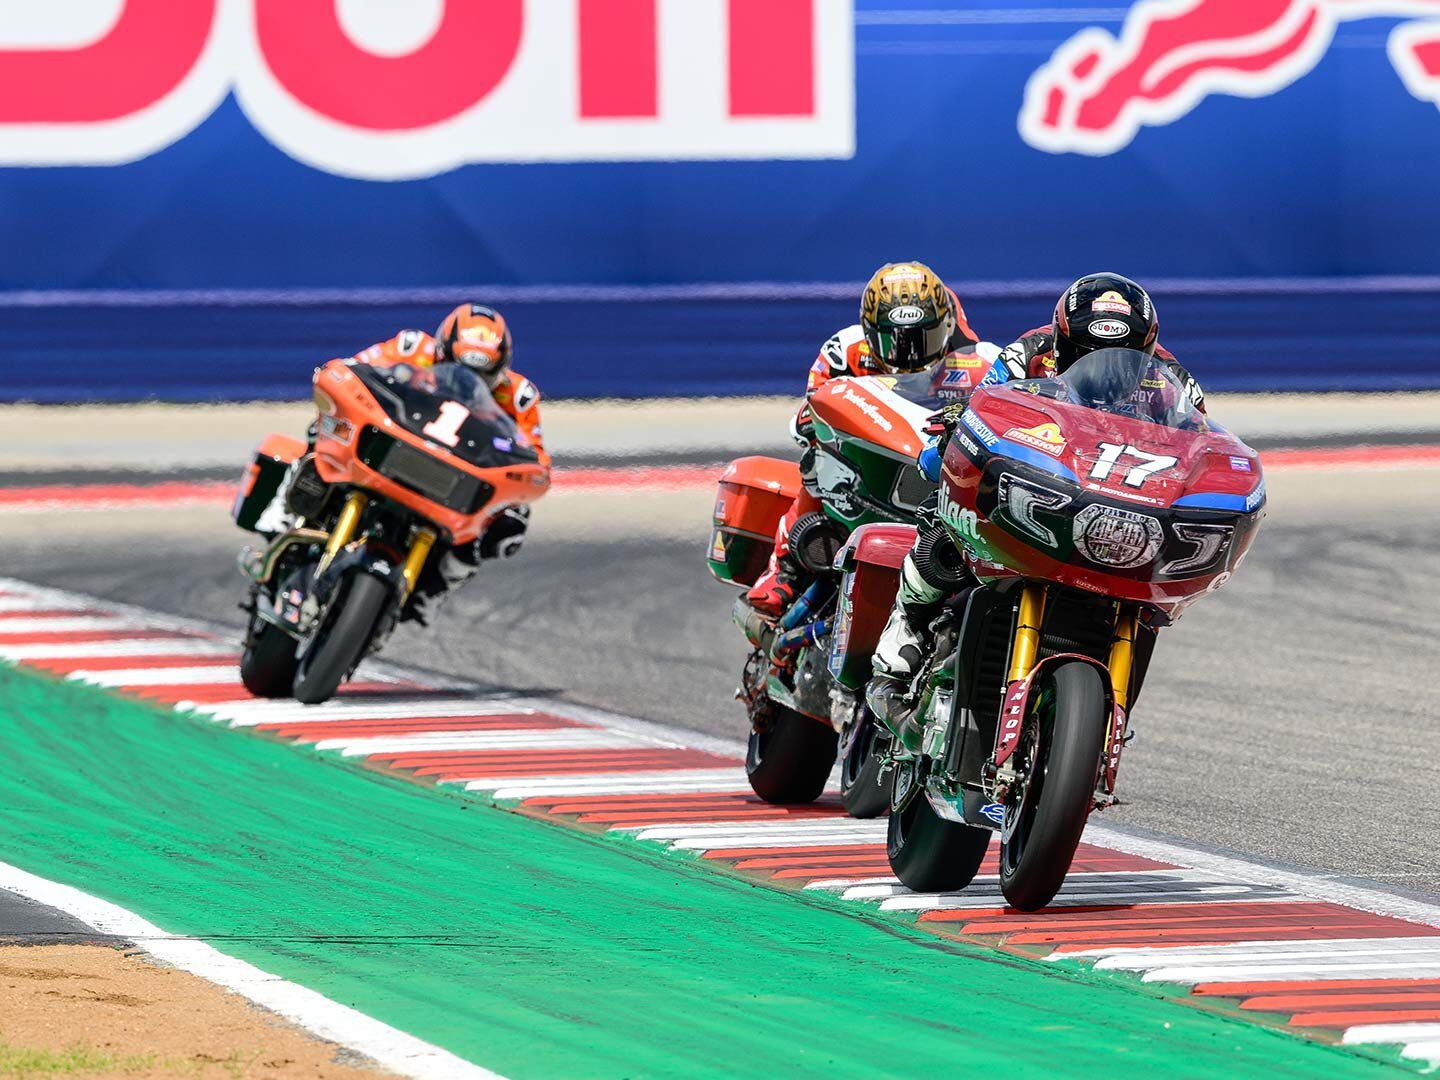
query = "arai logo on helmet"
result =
(889, 305, 927, 326)
(1088, 319, 1130, 339)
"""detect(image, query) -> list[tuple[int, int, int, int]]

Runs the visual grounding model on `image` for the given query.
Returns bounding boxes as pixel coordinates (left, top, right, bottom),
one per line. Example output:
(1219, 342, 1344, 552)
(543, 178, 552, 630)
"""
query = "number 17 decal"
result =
(1089, 442, 1177, 487)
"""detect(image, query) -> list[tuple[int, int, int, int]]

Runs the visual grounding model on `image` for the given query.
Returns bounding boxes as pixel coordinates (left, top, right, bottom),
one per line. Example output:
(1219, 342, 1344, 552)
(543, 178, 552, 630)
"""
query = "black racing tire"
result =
(998, 661, 1109, 912)
(239, 611, 300, 699)
(746, 706, 838, 805)
(886, 767, 992, 893)
(291, 572, 391, 706)
(839, 709, 890, 819)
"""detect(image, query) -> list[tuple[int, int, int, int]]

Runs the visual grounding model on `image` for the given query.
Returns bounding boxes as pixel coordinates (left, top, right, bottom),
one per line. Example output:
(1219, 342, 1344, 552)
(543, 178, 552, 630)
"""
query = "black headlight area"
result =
(977, 460, 1078, 555)
(1161, 520, 1234, 575)
(358, 427, 494, 514)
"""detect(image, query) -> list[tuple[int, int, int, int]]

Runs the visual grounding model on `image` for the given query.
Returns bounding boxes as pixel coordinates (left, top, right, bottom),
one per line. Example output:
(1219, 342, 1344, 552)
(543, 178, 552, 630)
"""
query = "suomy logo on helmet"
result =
(1088, 320, 1130, 339)
(888, 305, 927, 326)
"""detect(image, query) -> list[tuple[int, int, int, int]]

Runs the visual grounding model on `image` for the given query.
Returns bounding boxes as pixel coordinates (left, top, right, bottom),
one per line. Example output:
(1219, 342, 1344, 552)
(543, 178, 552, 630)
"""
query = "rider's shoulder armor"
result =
(1154, 347, 1206, 411)
(359, 330, 437, 366)
(809, 325, 869, 391)
(494, 371, 541, 415)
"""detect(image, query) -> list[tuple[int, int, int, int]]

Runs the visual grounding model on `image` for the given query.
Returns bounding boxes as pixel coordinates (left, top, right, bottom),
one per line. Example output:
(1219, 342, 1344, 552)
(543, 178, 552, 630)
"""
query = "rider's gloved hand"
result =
(479, 505, 531, 561)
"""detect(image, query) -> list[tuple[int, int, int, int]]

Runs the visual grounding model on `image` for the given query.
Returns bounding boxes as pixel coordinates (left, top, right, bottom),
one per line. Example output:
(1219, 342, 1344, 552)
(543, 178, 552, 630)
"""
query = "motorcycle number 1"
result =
(423, 401, 469, 447)
(1089, 442, 1177, 488)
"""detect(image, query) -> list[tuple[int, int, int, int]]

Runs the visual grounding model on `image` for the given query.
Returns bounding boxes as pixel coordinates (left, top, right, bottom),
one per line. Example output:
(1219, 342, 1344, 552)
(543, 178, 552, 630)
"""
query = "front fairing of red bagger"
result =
(940, 384, 1265, 618)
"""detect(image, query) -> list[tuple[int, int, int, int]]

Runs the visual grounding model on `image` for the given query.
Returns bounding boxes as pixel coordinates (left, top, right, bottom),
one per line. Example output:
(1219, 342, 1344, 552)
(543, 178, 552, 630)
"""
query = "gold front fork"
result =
(400, 527, 438, 601)
(1008, 583, 1048, 683)
(316, 492, 368, 578)
(1108, 604, 1138, 711)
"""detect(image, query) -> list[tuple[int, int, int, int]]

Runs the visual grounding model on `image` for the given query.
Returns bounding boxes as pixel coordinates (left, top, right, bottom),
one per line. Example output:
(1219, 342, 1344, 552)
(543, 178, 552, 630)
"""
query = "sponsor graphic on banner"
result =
(1021, 0, 1440, 155)
(0, 0, 853, 178)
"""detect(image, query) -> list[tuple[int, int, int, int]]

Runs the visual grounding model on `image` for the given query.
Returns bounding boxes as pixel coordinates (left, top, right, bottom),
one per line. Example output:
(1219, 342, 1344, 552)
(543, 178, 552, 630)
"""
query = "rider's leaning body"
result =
(745, 261, 987, 616)
(866, 272, 1205, 738)
(274, 303, 546, 622)
(353, 325, 550, 471)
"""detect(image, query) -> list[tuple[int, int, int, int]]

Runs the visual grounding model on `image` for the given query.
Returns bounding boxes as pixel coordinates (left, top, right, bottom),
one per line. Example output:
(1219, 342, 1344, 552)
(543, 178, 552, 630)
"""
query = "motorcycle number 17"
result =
(1088, 442, 1177, 488)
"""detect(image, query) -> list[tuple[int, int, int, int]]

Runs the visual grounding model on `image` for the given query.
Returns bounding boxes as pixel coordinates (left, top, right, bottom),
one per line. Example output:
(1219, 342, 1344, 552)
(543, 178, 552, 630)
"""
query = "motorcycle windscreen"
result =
(1025, 348, 1209, 432)
(352, 362, 540, 468)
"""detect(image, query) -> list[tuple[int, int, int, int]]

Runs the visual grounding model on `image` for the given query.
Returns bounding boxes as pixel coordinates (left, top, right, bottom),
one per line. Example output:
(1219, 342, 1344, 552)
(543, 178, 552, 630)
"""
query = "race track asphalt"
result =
(3, 460, 1437, 897)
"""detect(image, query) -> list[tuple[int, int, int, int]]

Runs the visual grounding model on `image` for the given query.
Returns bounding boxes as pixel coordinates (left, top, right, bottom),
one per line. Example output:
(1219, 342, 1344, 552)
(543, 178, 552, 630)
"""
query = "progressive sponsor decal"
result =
(0, 0, 854, 179)
(1021, 0, 1440, 156)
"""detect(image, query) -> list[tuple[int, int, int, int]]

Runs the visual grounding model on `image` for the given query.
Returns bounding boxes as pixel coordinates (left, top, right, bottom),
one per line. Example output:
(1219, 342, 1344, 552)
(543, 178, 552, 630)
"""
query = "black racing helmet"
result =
(860, 262, 958, 373)
(1053, 273, 1158, 373)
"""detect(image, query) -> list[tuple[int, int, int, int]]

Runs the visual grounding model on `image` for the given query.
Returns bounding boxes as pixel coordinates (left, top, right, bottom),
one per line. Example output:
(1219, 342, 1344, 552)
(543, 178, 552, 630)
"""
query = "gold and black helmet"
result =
(860, 262, 958, 373)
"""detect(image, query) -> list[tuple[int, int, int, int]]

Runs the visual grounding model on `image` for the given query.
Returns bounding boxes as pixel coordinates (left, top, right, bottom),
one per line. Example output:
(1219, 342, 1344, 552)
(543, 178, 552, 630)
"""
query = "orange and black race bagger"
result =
(232, 359, 549, 704)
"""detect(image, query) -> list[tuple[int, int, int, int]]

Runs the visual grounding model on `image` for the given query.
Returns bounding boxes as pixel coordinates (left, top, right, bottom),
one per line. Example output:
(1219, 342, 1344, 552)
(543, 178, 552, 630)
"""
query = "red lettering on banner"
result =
(579, 0, 658, 118)
(0, 0, 216, 123)
(729, 0, 814, 116)
(254, 0, 525, 130)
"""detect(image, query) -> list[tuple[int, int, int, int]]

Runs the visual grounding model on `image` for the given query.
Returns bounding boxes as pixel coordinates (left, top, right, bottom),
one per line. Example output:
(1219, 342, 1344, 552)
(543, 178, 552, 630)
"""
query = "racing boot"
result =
(745, 562, 799, 618)
(865, 549, 948, 750)
(745, 512, 806, 617)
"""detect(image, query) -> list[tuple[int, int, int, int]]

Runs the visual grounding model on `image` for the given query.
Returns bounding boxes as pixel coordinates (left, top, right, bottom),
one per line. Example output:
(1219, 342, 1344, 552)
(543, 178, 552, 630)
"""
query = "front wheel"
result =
(998, 661, 1109, 911)
(886, 761, 991, 892)
(839, 709, 890, 818)
(239, 608, 299, 698)
(746, 706, 838, 805)
(291, 572, 392, 705)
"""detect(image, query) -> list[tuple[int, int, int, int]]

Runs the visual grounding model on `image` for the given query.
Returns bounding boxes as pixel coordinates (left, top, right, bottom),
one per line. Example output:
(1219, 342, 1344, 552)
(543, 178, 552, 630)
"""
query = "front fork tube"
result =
(1101, 604, 1139, 796)
(993, 584, 1048, 771)
(316, 492, 368, 579)
(400, 527, 438, 603)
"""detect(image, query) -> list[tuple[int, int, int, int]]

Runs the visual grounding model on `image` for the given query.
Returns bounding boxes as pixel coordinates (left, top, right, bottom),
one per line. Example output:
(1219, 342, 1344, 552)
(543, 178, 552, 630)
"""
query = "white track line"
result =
(0, 615, 136, 634)
(317, 731, 645, 756)
(0, 859, 503, 1080)
(0, 597, 90, 613)
(0, 639, 233, 661)
(466, 771, 749, 797)
(68, 665, 242, 687)
(196, 700, 543, 726)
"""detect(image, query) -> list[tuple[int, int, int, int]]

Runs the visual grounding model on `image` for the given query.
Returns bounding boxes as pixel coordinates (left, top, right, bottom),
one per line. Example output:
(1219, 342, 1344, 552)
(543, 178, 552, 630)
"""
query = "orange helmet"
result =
(435, 303, 513, 386)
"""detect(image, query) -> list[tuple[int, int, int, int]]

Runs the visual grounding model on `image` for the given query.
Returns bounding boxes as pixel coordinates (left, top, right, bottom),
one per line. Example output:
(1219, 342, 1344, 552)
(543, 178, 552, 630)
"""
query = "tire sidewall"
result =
(998, 661, 1109, 910)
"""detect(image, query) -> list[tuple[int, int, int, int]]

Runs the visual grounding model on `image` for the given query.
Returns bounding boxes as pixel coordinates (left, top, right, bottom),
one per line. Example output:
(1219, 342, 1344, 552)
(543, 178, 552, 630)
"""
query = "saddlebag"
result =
(827, 523, 916, 690)
(707, 456, 801, 587)
(232, 433, 307, 532)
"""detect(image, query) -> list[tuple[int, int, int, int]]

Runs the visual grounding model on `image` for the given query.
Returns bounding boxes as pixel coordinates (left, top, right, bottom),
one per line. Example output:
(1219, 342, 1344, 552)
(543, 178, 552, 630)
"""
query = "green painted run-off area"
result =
(0, 665, 1413, 1078)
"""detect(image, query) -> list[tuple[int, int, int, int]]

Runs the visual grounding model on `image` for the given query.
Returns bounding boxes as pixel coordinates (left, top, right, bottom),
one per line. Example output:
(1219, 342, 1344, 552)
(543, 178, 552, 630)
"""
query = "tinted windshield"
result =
(1012, 348, 1208, 431)
(386, 362, 507, 422)
(879, 368, 949, 411)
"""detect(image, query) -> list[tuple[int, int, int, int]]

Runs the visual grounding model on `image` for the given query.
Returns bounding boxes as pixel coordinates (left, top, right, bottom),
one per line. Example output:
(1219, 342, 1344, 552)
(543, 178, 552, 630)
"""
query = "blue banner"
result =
(0, 1, 1437, 397)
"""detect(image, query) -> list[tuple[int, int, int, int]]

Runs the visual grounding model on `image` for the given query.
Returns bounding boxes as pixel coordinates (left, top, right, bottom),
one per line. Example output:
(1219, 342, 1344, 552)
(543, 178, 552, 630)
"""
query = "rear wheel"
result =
(239, 608, 299, 699)
(998, 661, 1108, 911)
(839, 709, 890, 818)
(746, 706, 838, 805)
(886, 760, 991, 892)
(291, 572, 391, 706)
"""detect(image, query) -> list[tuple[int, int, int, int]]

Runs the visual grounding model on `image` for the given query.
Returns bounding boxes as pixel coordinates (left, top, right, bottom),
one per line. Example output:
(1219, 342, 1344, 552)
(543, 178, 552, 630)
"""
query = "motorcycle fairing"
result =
(310, 359, 549, 545)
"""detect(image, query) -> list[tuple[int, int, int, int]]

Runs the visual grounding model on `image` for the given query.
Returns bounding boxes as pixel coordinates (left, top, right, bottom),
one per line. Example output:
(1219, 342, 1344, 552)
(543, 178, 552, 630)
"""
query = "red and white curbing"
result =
(1, 576, 1438, 1070)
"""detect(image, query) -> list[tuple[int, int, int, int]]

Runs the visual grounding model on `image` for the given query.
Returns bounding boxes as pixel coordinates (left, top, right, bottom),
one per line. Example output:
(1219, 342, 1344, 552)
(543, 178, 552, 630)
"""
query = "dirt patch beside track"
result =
(0, 944, 385, 1079)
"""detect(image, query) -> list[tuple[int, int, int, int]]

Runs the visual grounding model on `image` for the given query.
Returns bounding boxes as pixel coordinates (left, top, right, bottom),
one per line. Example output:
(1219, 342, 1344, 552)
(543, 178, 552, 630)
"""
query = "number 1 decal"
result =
(423, 401, 469, 447)
(1089, 442, 1178, 488)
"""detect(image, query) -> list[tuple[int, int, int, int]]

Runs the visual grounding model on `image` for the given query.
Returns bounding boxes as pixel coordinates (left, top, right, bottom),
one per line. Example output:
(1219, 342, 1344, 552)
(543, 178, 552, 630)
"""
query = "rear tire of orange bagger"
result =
(746, 707, 838, 805)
